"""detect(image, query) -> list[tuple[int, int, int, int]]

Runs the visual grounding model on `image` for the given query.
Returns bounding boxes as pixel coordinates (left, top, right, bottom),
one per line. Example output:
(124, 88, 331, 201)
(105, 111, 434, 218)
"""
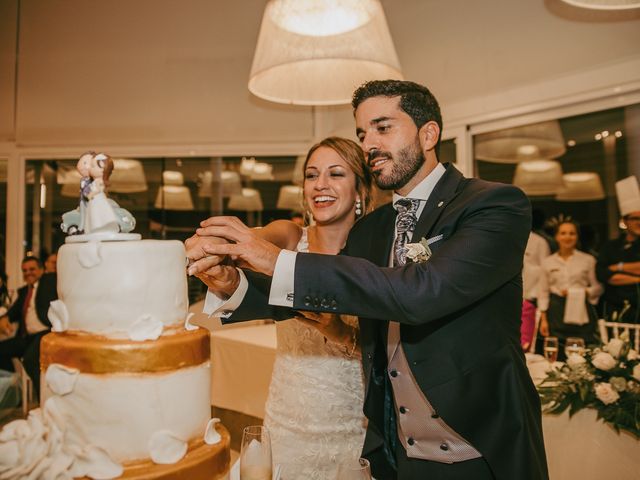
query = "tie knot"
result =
(394, 198, 420, 235)
(394, 198, 420, 214)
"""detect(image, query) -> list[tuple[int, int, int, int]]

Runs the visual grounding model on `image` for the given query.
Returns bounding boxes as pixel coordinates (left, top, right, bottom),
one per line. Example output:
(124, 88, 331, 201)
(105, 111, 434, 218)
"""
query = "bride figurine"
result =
(83, 152, 120, 234)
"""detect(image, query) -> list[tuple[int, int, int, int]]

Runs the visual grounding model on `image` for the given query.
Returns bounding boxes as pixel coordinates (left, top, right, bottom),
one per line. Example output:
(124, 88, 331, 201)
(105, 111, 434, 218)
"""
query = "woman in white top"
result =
(244, 137, 372, 478)
(538, 219, 603, 358)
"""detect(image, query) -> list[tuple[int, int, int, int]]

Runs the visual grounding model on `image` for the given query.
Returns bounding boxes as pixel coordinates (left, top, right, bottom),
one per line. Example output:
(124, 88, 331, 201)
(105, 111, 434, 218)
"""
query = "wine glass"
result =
(564, 337, 585, 358)
(240, 425, 272, 480)
(543, 336, 559, 365)
(336, 458, 372, 480)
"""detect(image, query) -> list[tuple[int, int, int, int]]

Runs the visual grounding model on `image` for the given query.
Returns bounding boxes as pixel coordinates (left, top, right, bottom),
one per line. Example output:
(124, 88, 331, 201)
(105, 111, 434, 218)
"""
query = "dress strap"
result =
(295, 227, 309, 253)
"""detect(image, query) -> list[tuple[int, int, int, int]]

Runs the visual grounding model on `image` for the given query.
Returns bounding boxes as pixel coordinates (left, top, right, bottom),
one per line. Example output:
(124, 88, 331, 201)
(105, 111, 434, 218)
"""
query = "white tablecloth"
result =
(542, 408, 639, 480)
(210, 323, 277, 419)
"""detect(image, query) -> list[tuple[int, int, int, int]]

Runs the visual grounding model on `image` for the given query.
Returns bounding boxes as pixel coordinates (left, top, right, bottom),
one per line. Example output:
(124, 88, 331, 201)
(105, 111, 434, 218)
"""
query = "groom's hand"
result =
(185, 222, 229, 274)
(196, 216, 282, 276)
(194, 260, 240, 299)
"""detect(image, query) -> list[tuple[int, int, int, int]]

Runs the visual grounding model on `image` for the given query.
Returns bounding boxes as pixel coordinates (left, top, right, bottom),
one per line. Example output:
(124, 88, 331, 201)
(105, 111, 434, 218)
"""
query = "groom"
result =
(186, 80, 548, 480)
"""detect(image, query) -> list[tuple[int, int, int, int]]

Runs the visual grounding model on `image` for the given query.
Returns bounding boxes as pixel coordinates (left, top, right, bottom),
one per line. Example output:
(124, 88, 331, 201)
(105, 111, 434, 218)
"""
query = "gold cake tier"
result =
(119, 425, 230, 480)
(40, 327, 210, 373)
(78, 425, 231, 480)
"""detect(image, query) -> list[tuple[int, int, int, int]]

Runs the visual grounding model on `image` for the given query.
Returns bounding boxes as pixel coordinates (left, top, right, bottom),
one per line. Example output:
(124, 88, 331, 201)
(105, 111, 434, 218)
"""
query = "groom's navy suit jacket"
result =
(229, 163, 548, 480)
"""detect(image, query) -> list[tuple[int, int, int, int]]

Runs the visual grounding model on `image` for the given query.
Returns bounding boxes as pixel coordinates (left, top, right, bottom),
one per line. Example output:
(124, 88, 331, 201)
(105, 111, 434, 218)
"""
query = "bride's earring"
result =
(302, 199, 315, 226)
(355, 198, 362, 217)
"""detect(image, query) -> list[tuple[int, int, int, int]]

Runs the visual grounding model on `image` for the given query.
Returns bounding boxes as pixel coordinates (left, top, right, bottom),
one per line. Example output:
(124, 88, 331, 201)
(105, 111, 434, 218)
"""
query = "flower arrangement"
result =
(537, 334, 640, 438)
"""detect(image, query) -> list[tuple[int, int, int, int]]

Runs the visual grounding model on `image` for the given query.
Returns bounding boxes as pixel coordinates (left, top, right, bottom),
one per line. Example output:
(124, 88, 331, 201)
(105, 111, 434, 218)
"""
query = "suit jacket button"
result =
(320, 298, 329, 308)
(330, 299, 337, 309)
(303, 295, 312, 306)
(431, 412, 439, 419)
(389, 369, 398, 378)
(399, 406, 406, 414)
(440, 442, 449, 451)
(407, 437, 415, 446)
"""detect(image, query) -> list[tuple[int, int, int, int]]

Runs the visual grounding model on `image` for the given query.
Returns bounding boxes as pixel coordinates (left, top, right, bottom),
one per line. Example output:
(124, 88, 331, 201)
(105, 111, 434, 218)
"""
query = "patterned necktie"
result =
(393, 198, 421, 266)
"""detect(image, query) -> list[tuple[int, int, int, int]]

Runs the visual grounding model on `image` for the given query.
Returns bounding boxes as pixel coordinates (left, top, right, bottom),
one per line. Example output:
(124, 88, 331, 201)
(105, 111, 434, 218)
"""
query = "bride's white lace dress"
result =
(263, 228, 366, 479)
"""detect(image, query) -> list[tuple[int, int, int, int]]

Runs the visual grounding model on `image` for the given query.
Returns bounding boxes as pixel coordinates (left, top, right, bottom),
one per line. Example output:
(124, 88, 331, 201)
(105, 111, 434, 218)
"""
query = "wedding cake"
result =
(0, 153, 230, 480)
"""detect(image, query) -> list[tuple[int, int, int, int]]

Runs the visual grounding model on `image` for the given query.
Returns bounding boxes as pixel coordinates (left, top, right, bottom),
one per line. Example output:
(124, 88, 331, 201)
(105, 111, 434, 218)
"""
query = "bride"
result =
(193, 137, 373, 478)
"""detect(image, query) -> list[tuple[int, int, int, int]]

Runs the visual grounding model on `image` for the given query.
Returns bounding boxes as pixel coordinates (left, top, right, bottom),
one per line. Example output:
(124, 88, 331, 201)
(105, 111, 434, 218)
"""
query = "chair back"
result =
(598, 319, 640, 351)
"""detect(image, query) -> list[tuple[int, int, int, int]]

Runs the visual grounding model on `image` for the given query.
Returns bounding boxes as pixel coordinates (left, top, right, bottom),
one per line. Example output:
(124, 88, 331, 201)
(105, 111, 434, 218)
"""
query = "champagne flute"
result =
(564, 336, 585, 358)
(543, 336, 559, 365)
(240, 425, 272, 480)
(336, 458, 372, 480)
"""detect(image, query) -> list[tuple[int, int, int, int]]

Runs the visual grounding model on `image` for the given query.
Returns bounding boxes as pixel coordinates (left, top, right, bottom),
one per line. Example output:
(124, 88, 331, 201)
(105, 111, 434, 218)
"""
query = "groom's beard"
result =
(370, 137, 425, 191)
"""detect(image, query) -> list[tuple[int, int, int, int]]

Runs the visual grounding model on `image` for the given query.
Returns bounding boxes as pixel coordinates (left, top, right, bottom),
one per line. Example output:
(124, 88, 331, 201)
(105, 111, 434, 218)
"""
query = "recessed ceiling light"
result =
(601, 130, 610, 138)
(567, 140, 576, 147)
(595, 133, 602, 141)
(615, 131, 623, 138)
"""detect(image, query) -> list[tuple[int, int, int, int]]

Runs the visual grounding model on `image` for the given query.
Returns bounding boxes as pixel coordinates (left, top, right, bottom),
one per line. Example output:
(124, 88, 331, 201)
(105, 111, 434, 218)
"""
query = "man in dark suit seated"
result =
(186, 80, 548, 480)
(0, 256, 57, 400)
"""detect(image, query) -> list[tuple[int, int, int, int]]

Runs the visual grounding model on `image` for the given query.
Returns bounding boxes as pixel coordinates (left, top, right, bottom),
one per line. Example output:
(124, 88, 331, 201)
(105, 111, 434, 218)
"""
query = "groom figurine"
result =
(186, 80, 548, 480)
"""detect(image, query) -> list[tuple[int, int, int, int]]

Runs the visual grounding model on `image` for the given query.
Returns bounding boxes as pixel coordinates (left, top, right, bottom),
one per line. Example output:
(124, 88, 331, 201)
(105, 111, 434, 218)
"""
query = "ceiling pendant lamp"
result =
(555, 172, 605, 201)
(513, 160, 565, 196)
(560, 0, 640, 10)
(249, 0, 402, 105)
(475, 120, 566, 164)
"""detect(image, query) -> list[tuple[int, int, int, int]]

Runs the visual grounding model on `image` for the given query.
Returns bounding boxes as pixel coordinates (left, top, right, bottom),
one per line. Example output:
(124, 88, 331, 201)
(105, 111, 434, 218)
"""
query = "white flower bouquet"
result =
(537, 334, 640, 438)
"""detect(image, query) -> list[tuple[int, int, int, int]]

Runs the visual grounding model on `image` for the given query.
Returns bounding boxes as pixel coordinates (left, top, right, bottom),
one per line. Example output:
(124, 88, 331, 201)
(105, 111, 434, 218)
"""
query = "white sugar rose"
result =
(627, 349, 639, 361)
(594, 382, 620, 405)
(633, 364, 640, 382)
(591, 351, 617, 371)
(605, 338, 625, 358)
(566, 353, 587, 369)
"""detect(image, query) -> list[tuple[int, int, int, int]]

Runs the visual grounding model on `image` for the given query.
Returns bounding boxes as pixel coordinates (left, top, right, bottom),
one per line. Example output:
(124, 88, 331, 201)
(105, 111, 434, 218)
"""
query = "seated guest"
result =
(0, 270, 11, 314)
(44, 251, 58, 273)
(538, 218, 603, 359)
(596, 176, 640, 323)
(0, 256, 57, 400)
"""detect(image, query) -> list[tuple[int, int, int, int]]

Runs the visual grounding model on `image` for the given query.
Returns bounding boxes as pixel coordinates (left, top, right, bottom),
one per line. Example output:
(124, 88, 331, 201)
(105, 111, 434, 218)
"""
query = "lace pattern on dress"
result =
(263, 227, 366, 479)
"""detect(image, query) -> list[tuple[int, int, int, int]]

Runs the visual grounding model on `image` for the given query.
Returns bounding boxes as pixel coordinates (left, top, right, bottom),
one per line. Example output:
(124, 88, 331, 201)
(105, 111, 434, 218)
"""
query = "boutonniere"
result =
(404, 237, 432, 263)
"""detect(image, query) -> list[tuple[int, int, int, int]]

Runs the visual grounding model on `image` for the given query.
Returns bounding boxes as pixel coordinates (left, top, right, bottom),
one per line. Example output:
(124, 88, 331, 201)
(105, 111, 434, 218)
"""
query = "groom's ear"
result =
(419, 121, 440, 154)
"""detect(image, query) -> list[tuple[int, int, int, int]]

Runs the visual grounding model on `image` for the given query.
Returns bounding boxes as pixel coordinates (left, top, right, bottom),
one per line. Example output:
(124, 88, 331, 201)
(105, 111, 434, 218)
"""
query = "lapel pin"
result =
(437, 201, 444, 208)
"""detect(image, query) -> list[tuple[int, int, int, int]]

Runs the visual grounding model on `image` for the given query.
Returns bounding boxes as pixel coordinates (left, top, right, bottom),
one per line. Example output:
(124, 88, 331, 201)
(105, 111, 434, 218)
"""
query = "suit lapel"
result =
(369, 203, 396, 267)
(410, 163, 464, 243)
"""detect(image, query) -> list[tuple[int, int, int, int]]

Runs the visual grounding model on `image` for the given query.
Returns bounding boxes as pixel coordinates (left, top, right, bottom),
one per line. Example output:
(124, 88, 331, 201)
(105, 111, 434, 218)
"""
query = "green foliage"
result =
(537, 337, 640, 438)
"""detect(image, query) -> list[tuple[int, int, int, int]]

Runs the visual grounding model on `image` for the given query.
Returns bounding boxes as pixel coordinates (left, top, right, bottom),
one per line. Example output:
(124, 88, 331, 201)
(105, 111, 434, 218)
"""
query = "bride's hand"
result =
(295, 311, 354, 346)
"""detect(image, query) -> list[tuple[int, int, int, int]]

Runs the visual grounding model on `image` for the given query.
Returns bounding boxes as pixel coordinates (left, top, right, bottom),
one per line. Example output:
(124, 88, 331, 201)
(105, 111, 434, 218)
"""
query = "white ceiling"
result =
(382, 0, 640, 106)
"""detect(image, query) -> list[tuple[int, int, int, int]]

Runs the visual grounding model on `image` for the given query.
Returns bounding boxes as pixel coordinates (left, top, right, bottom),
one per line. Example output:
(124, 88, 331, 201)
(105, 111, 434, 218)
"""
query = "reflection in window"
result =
(24, 155, 299, 303)
(473, 104, 640, 254)
(0, 160, 6, 273)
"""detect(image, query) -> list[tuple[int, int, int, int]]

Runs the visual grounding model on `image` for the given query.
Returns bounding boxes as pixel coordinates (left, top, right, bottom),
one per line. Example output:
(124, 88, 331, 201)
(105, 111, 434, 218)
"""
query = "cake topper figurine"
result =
(62, 151, 140, 243)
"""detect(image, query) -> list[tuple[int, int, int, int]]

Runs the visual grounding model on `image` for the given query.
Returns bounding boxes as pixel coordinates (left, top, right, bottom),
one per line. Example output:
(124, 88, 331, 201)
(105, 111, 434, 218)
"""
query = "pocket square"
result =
(426, 234, 444, 246)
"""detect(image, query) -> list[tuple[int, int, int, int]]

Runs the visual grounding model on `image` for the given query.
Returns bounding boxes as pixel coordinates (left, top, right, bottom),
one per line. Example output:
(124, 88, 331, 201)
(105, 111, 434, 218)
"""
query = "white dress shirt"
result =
(25, 281, 49, 335)
(522, 232, 551, 301)
(203, 163, 447, 316)
(537, 250, 603, 313)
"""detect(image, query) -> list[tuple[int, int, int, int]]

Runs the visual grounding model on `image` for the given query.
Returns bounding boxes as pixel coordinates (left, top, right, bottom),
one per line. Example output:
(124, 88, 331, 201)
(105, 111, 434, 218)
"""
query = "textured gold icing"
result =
(76, 425, 230, 480)
(119, 425, 230, 480)
(40, 328, 210, 374)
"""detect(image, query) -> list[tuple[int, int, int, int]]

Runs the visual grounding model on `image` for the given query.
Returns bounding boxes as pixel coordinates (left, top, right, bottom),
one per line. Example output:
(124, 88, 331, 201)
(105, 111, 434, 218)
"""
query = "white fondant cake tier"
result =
(57, 240, 188, 336)
(41, 363, 211, 463)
